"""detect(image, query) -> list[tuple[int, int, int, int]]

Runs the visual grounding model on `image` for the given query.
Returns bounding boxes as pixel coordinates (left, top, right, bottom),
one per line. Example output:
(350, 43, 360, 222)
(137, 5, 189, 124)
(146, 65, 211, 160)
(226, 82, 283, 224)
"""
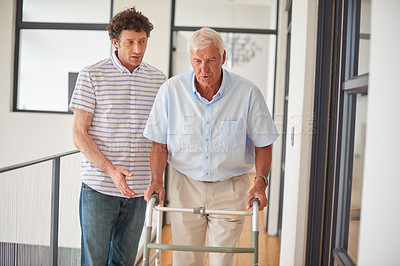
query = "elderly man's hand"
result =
(246, 178, 268, 210)
(144, 183, 165, 206)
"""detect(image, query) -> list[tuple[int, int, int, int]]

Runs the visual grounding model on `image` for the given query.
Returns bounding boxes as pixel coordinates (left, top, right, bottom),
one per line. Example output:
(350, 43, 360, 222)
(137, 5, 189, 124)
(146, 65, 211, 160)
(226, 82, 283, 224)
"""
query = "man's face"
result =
(190, 43, 226, 91)
(112, 29, 148, 72)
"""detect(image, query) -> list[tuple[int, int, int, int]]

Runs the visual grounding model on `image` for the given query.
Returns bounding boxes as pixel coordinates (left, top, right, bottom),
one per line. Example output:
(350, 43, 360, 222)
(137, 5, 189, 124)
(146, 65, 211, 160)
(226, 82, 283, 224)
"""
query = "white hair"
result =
(187, 27, 225, 56)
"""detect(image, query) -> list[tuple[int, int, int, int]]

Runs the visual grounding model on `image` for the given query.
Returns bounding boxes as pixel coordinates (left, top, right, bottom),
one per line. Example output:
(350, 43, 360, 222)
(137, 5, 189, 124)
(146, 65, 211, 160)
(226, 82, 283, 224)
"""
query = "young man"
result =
(70, 7, 166, 265)
(144, 27, 278, 265)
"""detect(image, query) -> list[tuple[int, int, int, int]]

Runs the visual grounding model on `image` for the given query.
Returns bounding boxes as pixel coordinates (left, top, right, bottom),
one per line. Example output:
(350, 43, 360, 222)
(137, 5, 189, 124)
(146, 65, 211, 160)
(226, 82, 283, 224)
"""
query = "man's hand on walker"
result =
(246, 179, 268, 210)
(144, 183, 165, 205)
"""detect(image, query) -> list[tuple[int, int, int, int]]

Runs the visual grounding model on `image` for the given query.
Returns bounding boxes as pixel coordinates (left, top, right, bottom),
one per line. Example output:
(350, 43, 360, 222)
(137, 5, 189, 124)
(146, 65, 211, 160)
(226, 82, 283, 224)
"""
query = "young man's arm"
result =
(72, 108, 137, 198)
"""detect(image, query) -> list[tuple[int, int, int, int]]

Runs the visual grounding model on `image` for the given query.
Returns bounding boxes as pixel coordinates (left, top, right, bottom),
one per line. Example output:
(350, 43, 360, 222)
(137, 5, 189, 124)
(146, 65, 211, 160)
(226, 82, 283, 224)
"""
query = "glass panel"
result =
(358, 0, 371, 75)
(175, 0, 277, 30)
(0, 162, 53, 264)
(17, 29, 111, 112)
(22, 0, 111, 23)
(347, 93, 368, 263)
(58, 154, 82, 264)
(172, 31, 276, 109)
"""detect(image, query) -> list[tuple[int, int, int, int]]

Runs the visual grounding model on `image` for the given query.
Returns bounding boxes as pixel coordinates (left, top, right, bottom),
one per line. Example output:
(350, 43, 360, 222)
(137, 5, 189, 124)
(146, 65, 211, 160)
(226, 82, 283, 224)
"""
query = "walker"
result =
(142, 194, 260, 266)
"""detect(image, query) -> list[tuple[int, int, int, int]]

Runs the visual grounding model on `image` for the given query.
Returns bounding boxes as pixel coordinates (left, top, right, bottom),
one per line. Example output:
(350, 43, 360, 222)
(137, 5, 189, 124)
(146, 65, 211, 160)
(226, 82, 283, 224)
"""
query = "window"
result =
(333, 0, 370, 264)
(170, 0, 278, 110)
(14, 0, 113, 113)
(306, 0, 370, 265)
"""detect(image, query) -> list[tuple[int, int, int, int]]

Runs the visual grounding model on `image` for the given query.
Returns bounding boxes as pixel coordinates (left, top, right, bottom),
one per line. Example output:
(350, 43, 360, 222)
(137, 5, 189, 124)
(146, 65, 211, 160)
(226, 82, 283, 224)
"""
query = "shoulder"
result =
(225, 70, 258, 90)
(224, 69, 261, 97)
(139, 62, 167, 81)
(155, 71, 193, 99)
(164, 71, 193, 88)
(81, 57, 113, 73)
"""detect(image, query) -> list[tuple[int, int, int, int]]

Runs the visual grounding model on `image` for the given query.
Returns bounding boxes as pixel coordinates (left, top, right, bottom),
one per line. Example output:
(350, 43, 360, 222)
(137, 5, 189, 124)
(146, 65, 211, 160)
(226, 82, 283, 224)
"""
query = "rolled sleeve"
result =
(247, 88, 279, 147)
(69, 70, 95, 113)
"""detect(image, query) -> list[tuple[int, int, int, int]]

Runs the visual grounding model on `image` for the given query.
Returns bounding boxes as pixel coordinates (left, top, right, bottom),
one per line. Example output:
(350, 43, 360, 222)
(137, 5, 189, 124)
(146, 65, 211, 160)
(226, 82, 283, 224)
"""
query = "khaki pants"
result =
(169, 167, 250, 266)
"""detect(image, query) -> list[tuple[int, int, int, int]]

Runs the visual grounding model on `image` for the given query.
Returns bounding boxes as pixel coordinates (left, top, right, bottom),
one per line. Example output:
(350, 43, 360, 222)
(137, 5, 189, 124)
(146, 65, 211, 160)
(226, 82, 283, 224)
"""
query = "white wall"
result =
(0, 0, 171, 169)
(279, 0, 317, 264)
(0, 0, 75, 168)
(114, 0, 171, 76)
(358, 1, 400, 264)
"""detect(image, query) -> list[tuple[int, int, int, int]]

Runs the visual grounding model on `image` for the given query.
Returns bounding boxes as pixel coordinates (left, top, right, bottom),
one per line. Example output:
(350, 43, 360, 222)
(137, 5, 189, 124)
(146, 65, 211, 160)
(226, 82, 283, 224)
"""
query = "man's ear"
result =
(111, 38, 119, 49)
(222, 50, 227, 64)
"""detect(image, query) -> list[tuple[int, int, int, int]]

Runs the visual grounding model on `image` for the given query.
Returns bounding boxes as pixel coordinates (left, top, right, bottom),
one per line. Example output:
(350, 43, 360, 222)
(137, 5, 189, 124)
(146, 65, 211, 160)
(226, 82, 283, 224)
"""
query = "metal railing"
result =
(0, 150, 80, 266)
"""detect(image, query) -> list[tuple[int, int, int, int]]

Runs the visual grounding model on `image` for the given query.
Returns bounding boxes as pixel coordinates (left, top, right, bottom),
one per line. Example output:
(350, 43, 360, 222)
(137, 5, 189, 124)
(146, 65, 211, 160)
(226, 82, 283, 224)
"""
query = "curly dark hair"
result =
(107, 7, 154, 41)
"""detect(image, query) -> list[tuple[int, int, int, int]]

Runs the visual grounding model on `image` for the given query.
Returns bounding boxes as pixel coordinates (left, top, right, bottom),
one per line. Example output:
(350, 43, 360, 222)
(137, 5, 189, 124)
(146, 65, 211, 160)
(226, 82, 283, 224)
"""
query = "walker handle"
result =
(150, 193, 159, 205)
(250, 198, 260, 209)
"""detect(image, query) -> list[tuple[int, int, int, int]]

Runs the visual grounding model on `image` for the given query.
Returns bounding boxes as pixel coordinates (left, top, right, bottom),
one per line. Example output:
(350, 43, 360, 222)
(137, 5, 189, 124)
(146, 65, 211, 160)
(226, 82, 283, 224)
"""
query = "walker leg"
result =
(155, 209, 162, 266)
(142, 195, 158, 266)
(251, 199, 260, 266)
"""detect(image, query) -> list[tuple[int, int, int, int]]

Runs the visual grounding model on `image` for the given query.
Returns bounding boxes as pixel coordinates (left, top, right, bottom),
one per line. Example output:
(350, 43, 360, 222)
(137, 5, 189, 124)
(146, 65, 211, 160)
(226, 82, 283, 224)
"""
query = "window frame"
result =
(306, 0, 369, 264)
(13, 0, 113, 114)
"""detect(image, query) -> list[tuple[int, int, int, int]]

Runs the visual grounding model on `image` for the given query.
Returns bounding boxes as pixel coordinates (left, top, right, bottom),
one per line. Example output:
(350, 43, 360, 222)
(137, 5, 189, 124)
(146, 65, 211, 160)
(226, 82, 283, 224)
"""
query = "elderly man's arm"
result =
(246, 145, 272, 210)
(72, 108, 137, 198)
(144, 141, 168, 205)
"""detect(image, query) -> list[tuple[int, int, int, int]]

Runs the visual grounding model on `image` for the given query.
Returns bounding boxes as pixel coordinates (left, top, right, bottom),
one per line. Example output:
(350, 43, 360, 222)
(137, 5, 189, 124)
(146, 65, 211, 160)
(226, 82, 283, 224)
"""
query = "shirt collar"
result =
(111, 50, 142, 74)
(191, 69, 226, 104)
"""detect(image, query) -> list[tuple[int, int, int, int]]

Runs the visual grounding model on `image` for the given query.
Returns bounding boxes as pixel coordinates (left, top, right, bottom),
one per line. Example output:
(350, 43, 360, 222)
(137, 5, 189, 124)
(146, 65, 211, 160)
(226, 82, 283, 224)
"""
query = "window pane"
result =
(17, 29, 111, 112)
(347, 94, 368, 263)
(172, 31, 276, 109)
(22, 0, 111, 23)
(358, 0, 371, 75)
(175, 0, 277, 30)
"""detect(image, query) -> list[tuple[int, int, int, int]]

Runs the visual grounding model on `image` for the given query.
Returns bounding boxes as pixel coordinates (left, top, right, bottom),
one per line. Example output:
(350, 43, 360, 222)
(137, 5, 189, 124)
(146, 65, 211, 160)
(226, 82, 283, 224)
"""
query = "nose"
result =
(201, 61, 209, 71)
(132, 42, 141, 54)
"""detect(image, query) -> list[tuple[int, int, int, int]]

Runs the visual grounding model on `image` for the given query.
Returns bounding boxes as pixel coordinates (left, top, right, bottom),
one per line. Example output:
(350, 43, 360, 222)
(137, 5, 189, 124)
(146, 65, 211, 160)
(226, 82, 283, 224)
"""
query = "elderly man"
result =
(144, 27, 278, 266)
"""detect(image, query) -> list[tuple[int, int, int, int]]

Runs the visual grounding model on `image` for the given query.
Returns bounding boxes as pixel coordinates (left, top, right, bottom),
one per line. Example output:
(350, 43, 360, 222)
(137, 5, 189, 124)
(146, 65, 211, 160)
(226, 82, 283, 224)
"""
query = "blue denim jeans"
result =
(79, 183, 146, 266)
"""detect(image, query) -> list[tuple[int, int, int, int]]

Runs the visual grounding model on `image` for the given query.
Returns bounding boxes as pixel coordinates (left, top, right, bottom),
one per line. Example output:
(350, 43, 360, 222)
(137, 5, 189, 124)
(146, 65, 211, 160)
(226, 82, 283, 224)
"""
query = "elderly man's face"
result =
(190, 43, 226, 91)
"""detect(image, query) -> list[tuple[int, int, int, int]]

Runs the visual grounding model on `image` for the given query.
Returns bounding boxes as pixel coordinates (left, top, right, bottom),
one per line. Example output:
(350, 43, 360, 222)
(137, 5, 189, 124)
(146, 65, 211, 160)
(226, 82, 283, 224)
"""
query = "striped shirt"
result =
(69, 51, 166, 197)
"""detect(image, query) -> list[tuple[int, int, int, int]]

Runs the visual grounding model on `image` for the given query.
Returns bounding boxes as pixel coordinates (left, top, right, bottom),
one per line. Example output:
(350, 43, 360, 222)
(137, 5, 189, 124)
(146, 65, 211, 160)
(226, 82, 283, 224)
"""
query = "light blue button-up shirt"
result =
(143, 69, 278, 182)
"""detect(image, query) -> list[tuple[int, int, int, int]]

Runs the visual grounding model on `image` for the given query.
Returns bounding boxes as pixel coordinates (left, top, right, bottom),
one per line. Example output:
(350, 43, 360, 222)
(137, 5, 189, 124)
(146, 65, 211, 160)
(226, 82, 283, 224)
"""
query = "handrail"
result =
(0, 150, 80, 173)
(0, 149, 81, 266)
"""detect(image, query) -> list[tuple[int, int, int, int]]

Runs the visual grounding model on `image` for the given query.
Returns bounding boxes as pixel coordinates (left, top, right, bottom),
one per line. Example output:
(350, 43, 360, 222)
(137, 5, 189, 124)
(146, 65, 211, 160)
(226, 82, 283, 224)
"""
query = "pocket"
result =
(169, 167, 183, 201)
(82, 182, 94, 191)
(232, 174, 250, 200)
(219, 120, 246, 150)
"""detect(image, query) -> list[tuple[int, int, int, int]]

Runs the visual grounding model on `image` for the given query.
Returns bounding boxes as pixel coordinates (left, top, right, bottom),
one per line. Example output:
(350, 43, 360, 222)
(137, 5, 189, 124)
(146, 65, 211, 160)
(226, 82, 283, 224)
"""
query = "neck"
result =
(196, 82, 219, 101)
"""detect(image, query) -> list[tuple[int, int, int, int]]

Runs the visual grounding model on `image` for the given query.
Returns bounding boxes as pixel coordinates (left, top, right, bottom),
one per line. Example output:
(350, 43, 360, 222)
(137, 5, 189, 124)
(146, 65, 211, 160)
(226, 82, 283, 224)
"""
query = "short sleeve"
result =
(143, 83, 169, 144)
(69, 70, 96, 113)
(247, 88, 279, 147)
